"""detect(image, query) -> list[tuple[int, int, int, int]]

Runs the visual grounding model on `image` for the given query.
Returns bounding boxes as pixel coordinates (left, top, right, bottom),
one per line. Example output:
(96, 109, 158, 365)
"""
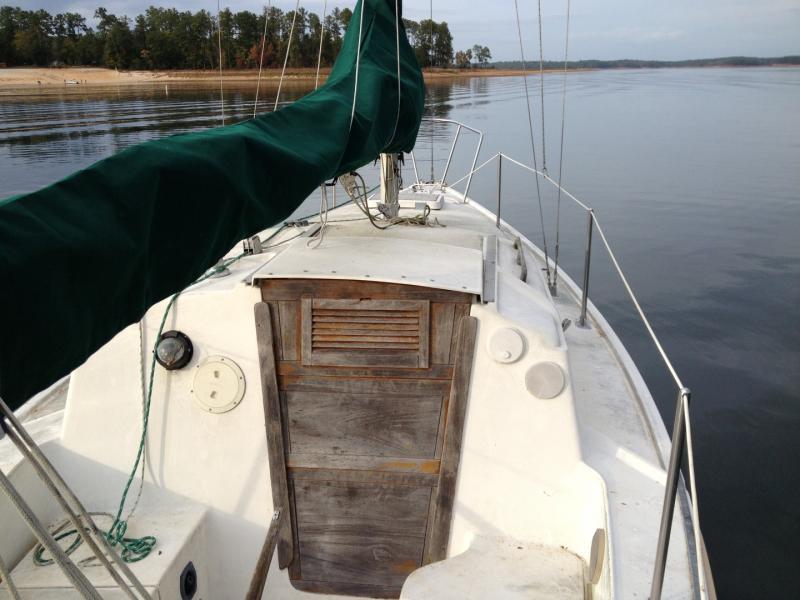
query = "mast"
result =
(379, 153, 402, 218)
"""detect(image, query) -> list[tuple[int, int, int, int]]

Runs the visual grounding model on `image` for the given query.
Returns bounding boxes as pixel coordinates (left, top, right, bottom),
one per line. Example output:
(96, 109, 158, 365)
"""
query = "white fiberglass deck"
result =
(0, 187, 698, 599)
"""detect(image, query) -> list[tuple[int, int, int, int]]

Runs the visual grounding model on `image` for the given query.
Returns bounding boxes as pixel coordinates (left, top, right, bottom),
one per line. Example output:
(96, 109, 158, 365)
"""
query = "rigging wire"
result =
(536, 0, 547, 172)
(513, 0, 552, 287)
(275, 0, 301, 111)
(253, 1, 272, 118)
(348, 0, 366, 131)
(553, 0, 571, 289)
(216, 0, 225, 125)
(314, 0, 328, 90)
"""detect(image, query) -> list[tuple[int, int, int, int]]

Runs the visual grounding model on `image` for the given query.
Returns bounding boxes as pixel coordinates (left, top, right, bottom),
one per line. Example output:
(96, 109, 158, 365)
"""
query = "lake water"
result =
(1, 67, 798, 598)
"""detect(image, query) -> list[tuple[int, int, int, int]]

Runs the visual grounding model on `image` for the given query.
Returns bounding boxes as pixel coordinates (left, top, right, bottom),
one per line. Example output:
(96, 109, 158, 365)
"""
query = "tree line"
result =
(0, 5, 490, 71)
(492, 56, 800, 70)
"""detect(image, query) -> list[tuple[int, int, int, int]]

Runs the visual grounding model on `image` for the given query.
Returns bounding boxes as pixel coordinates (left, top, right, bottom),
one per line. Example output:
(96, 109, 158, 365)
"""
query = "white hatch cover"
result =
(191, 356, 246, 414)
(252, 235, 483, 294)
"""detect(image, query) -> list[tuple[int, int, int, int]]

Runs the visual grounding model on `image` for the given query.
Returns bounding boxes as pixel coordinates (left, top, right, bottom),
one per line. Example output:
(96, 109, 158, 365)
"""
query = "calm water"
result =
(1, 68, 798, 597)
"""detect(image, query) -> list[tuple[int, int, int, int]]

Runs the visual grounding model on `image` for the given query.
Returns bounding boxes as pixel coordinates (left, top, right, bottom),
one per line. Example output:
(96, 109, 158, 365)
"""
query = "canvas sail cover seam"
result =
(0, 0, 424, 409)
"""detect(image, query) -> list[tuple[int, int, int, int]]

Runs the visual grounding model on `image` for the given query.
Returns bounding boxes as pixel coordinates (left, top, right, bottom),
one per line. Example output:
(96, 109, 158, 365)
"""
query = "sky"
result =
(11, 0, 800, 61)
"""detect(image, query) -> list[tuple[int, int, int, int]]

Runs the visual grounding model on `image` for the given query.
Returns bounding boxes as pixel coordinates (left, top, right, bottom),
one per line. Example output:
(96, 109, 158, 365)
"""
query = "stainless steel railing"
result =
(410, 118, 483, 200)
(429, 134, 713, 599)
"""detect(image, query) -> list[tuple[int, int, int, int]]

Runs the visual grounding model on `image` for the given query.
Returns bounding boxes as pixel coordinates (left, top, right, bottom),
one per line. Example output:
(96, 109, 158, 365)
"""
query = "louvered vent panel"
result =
(301, 299, 429, 367)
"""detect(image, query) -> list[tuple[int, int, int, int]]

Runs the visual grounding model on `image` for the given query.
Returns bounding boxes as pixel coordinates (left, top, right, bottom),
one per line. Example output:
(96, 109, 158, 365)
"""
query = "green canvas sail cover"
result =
(0, 0, 424, 409)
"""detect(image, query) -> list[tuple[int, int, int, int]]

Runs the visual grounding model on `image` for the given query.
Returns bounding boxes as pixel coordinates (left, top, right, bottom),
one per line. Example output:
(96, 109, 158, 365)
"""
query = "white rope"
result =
(275, 0, 301, 111)
(315, 0, 328, 90)
(253, 1, 272, 118)
(536, 0, 547, 173)
(308, 185, 329, 249)
(513, 0, 551, 287)
(348, 0, 366, 131)
(216, 0, 225, 125)
(553, 0, 571, 286)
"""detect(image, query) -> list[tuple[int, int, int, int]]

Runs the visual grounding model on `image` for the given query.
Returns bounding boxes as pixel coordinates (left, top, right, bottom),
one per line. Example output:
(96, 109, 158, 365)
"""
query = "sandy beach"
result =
(0, 66, 535, 89)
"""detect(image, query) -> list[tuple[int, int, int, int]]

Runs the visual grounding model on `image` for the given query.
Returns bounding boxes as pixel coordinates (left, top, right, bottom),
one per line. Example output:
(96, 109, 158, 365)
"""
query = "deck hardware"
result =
(578, 209, 594, 327)
(205, 259, 231, 279)
(179, 561, 197, 600)
(155, 331, 193, 371)
(441, 124, 462, 184)
(496, 154, 502, 227)
(191, 356, 245, 414)
(242, 235, 262, 255)
(304, 223, 322, 238)
(651, 388, 693, 600)
(589, 528, 607, 585)
(513, 236, 528, 282)
(524, 362, 566, 399)
(561, 318, 572, 332)
(482, 235, 497, 303)
(489, 328, 526, 364)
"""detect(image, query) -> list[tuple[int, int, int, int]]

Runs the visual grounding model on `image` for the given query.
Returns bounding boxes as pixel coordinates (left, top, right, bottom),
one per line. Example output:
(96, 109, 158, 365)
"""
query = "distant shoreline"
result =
(0, 64, 797, 91)
(0, 66, 561, 90)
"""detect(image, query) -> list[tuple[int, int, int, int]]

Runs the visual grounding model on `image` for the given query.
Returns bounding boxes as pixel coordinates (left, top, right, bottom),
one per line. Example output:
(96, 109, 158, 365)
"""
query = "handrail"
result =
(0, 397, 151, 599)
(421, 145, 711, 599)
(410, 118, 483, 200)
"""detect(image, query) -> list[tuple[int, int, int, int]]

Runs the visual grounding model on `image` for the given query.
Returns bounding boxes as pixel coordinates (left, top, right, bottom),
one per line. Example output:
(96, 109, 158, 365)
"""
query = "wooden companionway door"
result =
(255, 280, 477, 598)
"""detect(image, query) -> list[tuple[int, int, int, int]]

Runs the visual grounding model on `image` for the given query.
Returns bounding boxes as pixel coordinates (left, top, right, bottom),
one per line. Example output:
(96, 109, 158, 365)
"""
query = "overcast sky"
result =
(13, 0, 800, 61)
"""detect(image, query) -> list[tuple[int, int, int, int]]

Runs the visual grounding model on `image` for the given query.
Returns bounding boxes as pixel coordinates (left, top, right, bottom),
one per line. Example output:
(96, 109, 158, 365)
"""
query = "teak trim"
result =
(255, 301, 294, 569)
(424, 315, 478, 563)
(244, 508, 284, 600)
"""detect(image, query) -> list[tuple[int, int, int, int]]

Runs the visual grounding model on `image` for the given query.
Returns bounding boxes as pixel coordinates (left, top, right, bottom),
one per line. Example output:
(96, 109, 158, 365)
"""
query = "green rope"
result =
(33, 528, 83, 566)
(105, 252, 247, 563)
(35, 215, 337, 567)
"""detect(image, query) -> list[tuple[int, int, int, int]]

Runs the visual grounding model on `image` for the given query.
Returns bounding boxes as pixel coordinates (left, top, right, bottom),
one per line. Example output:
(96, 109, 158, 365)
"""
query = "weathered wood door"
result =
(255, 280, 476, 598)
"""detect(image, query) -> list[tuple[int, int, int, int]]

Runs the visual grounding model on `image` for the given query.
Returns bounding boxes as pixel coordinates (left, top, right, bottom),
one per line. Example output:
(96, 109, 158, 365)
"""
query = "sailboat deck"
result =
(0, 188, 698, 599)
(248, 189, 696, 597)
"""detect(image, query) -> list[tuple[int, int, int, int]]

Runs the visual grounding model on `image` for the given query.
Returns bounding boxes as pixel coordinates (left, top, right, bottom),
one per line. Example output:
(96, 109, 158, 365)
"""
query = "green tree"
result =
(433, 21, 453, 67)
(13, 9, 53, 65)
(474, 45, 491, 67)
(0, 6, 20, 64)
(0, 4, 489, 71)
(104, 17, 133, 68)
(455, 48, 471, 69)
